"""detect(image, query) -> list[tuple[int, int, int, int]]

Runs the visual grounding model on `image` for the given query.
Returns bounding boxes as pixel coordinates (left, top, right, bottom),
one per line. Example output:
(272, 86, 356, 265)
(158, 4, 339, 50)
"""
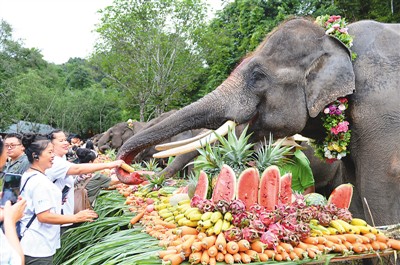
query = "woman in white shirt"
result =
(45, 130, 124, 234)
(19, 134, 98, 265)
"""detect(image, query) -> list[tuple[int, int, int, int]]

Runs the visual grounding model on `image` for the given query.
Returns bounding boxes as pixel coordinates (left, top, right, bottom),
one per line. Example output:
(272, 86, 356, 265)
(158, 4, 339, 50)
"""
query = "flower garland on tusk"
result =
(313, 97, 351, 163)
(315, 15, 357, 60)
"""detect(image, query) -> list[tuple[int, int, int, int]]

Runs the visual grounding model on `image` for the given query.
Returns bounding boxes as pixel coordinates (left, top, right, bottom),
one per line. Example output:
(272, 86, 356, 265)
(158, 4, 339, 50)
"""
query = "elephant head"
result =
(117, 18, 355, 183)
(97, 121, 145, 152)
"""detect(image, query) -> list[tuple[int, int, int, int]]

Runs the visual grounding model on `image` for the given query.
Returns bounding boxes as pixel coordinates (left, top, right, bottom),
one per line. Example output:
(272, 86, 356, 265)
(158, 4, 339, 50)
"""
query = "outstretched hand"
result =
(74, 209, 98, 223)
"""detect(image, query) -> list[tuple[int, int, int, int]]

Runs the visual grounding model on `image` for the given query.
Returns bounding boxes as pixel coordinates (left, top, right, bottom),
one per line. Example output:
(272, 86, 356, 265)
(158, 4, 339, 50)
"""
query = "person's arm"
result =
(3, 199, 26, 265)
(36, 209, 98, 225)
(67, 160, 124, 175)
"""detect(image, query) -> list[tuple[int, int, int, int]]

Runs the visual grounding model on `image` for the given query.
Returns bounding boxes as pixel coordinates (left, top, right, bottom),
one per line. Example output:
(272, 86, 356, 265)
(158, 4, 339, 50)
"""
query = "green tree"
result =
(92, 0, 208, 121)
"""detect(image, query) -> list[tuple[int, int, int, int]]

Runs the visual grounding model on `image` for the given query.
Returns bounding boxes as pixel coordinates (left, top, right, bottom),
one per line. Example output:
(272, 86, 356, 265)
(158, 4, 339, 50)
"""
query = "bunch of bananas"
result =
(309, 218, 381, 236)
(197, 211, 233, 236)
(155, 199, 201, 227)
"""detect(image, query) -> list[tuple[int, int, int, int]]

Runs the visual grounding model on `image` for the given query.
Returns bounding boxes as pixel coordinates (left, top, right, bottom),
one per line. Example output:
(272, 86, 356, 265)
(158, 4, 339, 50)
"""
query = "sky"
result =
(0, 0, 226, 65)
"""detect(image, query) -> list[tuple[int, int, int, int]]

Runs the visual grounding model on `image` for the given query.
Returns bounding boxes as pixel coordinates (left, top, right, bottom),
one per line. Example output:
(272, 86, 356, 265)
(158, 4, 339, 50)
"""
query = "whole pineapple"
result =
(254, 134, 295, 172)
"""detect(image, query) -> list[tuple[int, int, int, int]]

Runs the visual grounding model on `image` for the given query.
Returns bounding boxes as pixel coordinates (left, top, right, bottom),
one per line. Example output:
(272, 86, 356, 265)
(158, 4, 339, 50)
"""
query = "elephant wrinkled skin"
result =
(117, 18, 400, 226)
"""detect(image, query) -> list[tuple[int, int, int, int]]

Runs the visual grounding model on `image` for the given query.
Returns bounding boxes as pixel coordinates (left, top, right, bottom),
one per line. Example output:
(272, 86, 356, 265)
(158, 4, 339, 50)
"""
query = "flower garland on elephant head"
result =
(312, 15, 355, 163)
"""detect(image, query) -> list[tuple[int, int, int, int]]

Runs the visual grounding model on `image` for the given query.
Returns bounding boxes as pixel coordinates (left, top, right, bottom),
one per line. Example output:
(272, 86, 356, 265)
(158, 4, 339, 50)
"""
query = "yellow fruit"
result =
(329, 220, 346, 234)
(201, 212, 213, 221)
(213, 219, 223, 235)
(350, 218, 368, 227)
(210, 211, 223, 223)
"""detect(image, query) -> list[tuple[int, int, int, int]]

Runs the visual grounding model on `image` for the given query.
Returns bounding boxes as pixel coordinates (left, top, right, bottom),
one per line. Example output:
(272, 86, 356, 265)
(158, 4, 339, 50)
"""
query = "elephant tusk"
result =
(152, 120, 237, 158)
(155, 129, 212, 151)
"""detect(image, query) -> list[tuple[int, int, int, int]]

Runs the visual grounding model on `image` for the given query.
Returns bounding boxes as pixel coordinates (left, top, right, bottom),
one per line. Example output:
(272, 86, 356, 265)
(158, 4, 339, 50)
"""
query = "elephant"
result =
(117, 18, 400, 226)
(96, 120, 146, 153)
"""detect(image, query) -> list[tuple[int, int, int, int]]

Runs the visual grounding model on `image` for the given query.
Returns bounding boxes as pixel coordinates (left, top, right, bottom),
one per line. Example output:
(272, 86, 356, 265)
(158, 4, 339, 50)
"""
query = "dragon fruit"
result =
(295, 222, 311, 240)
(281, 213, 298, 231)
(229, 199, 246, 214)
(317, 212, 332, 227)
(224, 227, 243, 242)
(250, 219, 266, 232)
(215, 200, 230, 214)
(190, 194, 203, 208)
(260, 230, 279, 249)
(249, 203, 264, 214)
(259, 211, 276, 226)
(292, 192, 307, 209)
(242, 227, 260, 243)
(268, 223, 285, 239)
(336, 207, 352, 222)
(201, 200, 215, 213)
(232, 212, 250, 228)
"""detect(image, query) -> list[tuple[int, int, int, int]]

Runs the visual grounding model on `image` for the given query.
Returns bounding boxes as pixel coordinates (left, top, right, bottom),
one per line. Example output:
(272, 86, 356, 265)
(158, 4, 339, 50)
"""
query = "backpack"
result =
(74, 176, 92, 214)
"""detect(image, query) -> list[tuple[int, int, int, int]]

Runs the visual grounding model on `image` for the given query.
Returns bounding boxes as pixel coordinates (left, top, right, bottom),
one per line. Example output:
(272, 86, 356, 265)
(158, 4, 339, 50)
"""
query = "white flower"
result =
(325, 28, 335, 34)
(324, 108, 330, 114)
(337, 154, 342, 160)
(325, 150, 331, 157)
(327, 154, 333, 159)
(338, 104, 346, 111)
(340, 152, 347, 157)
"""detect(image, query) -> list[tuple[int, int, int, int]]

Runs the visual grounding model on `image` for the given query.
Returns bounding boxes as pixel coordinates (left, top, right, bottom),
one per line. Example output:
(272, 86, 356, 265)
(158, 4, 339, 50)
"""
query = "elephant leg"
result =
(159, 151, 199, 179)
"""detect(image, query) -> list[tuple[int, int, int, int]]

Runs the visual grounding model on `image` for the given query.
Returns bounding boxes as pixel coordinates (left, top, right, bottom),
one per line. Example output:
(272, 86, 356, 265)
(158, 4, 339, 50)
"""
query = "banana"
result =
(178, 199, 191, 205)
(174, 213, 186, 221)
(189, 213, 203, 221)
(164, 216, 175, 223)
(182, 220, 198, 227)
(173, 210, 180, 216)
(327, 227, 339, 235)
(201, 212, 213, 221)
(224, 212, 233, 222)
(366, 225, 379, 235)
(222, 220, 231, 231)
(310, 223, 330, 235)
(177, 204, 191, 212)
(350, 218, 368, 227)
(335, 219, 355, 234)
(178, 217, 190, 226)
(206, 226, 214, 236)
(329, 220, 346, 234)
(310, 219, 320, 226)
(200, 220, 213, 229)
(355, 225, 373, 234)
(310, 230, 323, 237)
(184, 207, 201, 217)
(213, 219, 223, 235)
(159, 211, 174, 219)
(349, 224, 361, 234)
(210, 211, 223, 223)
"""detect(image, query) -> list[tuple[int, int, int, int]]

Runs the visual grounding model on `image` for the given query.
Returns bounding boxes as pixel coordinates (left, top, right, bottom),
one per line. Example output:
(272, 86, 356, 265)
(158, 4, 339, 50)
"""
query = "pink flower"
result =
(324, 108, 330, 114)
(338, 104, 346, 111)
(338, 97, 348, 103)
(331, 121, 349, 135)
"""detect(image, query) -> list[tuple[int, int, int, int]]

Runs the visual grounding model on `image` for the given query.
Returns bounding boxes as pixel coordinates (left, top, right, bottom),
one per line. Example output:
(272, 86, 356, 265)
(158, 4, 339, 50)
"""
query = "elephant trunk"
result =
(116, 79, 259, 183)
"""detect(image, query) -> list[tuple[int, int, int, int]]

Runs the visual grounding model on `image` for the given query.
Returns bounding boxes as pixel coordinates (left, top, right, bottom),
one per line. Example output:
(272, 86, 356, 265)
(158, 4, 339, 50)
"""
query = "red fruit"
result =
(236, 168, 260, 210)
(328, 183, 353, 208)
(212, 165, 237, 203)
(258, 166, 280, 210)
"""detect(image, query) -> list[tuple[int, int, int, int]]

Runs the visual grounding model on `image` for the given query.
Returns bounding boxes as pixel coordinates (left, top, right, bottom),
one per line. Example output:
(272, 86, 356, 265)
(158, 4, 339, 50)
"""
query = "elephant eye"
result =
(249, 69, 267, 89)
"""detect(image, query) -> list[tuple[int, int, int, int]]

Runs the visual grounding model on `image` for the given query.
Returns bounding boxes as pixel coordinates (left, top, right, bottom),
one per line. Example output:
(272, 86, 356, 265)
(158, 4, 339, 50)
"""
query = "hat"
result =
(272, 136, 307, 150)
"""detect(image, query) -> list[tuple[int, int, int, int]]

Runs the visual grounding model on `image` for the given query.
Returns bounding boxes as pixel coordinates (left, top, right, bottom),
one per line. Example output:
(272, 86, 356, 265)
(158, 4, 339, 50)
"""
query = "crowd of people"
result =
(0, 130, 124, 265)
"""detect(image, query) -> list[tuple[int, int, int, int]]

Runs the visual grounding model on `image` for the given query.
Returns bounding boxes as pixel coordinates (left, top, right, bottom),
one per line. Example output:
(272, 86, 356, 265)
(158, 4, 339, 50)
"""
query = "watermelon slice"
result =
(328, 183, 353, 209)
(236, 168, 260, 210)
(193, 170, 209, 199)
(279, 173, 292, 205)
(211, 164, 237, 203)
(258, 165, 280, 210)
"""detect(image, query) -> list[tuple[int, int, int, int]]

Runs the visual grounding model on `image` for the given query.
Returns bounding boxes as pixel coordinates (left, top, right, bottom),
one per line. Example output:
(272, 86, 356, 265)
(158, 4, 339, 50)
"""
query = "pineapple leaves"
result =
(255, 133, 295, 171)
(193, 128, 296, 176)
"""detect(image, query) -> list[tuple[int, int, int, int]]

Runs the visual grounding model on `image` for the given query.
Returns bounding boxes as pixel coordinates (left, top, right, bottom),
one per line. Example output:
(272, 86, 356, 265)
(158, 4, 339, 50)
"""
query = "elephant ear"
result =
(305, 35, 355, 118)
